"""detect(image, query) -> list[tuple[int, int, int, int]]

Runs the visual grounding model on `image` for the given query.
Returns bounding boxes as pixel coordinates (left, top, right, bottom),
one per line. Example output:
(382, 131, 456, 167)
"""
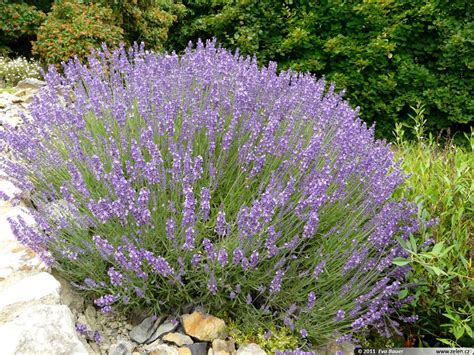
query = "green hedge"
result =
(167, 0, 473, 140)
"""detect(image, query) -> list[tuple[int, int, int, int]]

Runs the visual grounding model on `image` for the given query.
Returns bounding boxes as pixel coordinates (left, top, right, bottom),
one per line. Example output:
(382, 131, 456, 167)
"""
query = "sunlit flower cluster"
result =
(0, 56, 42, 85)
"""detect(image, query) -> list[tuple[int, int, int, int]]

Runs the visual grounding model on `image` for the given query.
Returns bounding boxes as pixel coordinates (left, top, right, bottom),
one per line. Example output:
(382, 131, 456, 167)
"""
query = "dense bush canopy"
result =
(168, 0, 474, 139)
(31, 0, 124, 64)
(2, 41, 418, 346)
(0, 1, 45, 56)
(91, 0, 185, 51)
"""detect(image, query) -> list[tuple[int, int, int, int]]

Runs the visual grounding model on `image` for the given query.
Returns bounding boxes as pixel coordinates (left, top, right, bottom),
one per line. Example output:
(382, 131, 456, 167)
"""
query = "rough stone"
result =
(52, 271, 85, 313)
(340, 342, 356, 354)
(88, 342, 101, 354)
(84, 304, 99, 331)
(325, 341, 356, 355)
(15, 78, 45, 91)
(0, 272, 61, 323)
(1, 112, 22, 127)
(163, 332, 194, 347)
(14, 89, 36, 104)
(149, 344, 179, 355)
(146, 320, 178, 344)
(212, 339, 235, 354)
(0, 304, 89, 354)
(181, 311, 226, 342)
(179, 348, 192, 355)
(187, 342, 208, 355)
(110, 339, 136, 355)
(0, 241, 48, 282)
(235, 343, 266, 355)
(0, 93, 22, 105)
(130, 315, 166, 344)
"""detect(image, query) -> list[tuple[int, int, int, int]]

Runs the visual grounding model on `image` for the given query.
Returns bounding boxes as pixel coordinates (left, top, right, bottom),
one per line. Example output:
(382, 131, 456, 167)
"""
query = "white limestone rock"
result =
(110, 339, 136, 355)
(148, 344, 179, 355)
(15, 78, 45, 91)
(163, 332, 194, 347)
(0, 304, 90, 354)
(0, 107, 23, 127)
(0, 272, 61, 323)
(0, 241, 48, 283)
(0, 93, 22, 106)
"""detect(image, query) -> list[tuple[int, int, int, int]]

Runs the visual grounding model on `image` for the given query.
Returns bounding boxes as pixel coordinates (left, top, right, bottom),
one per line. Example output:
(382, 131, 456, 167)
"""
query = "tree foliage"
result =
(92, 0, 185, 51)
(0, 1, 46, 56)
(31, 0, 124, 64)
(167, 0, 474, 139)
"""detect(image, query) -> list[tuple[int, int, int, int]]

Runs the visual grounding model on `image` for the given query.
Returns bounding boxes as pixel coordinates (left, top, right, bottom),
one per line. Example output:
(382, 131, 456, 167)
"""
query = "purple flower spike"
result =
(233, 247, 244, 265)
(166, 218, 176, 241)
(300, 329, 308, 338)
(215, 209, 227, 236)
(269, 270, 284, 294)
(93, 235, 114, 258)
(307, 291, 316, 310)
(207, 273, 218, 295)
(75, 323, 88, 336)
(93, 330, 102, 344)
(335, 309, 346, 321)
(107, 267, 123, 286)
(218, 248, 228, 267)
(200, 187, 211, 221)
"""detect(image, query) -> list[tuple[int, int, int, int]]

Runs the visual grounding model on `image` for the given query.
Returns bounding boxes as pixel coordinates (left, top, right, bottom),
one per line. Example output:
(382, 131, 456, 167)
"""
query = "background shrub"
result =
(2, 41, 418, 348)
(0, 1, 46, 56)
(393, 110, 473, 347)
(167, 0, 474, 141)
(0, 56, 42, 85)
(91, 0, 185, 51)
(31, 0, 124, 64)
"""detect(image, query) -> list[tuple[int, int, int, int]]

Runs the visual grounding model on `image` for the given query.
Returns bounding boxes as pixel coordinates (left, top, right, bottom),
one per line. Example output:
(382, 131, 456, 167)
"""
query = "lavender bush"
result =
(0, 40, 418, 346)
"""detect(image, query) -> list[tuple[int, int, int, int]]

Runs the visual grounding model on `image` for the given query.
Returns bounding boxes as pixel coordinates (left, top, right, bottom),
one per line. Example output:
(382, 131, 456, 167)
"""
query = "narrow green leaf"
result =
(429, 266, 446, 276)
(393, 257, 410, 266)
(431, 241, 444, 256)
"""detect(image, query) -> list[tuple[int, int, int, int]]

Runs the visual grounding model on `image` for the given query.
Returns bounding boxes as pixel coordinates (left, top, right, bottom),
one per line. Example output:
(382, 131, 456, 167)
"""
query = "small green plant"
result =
(227, 319, 299, 353)
(32, 0, 124, 64)
(393, 106, 474, 347)
(0, 56, 42, 85)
